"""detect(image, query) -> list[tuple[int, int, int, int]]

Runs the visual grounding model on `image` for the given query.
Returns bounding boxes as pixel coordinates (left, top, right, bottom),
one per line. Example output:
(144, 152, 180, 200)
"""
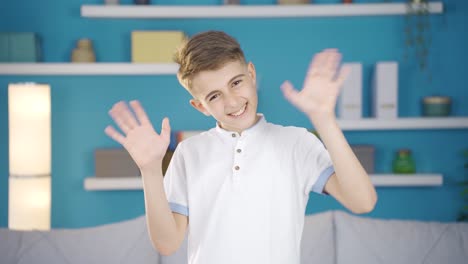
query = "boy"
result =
(105, 30, 377, 264)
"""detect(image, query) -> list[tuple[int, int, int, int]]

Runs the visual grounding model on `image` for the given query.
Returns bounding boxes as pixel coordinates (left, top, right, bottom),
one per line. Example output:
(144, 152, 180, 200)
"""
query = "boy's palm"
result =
(105, 100, 170, 172)
(281, 49, 350, 118)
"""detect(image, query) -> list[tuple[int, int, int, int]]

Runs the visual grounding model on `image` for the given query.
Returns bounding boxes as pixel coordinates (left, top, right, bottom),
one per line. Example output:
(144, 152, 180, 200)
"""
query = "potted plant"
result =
(457, 149, 468, 222)
(404, 0, 432, 77)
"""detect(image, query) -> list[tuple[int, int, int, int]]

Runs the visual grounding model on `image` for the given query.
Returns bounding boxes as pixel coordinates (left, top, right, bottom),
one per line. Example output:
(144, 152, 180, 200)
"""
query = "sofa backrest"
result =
(5, 210, 466, 264)
(300, 211, 335, 264)
(334, 210, 468, 264)
(0, 216, 160, 264)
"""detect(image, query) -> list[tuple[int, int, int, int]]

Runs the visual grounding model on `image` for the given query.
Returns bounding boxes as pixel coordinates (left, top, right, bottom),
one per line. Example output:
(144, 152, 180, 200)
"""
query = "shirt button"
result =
(231, 133, 236, 138)
(234, 165, 240, 171)
(236, 149, 242, 153)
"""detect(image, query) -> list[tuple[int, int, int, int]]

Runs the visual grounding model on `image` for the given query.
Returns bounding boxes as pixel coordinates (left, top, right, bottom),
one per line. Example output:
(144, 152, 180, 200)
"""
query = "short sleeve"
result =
(163, 143, 189, 216)
(294, 129, 335, 196)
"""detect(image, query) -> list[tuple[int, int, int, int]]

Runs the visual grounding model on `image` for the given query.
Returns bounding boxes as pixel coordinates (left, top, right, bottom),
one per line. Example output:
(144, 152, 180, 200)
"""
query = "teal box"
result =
(0, 34, 9, 62)
(0, 32, 42, 62)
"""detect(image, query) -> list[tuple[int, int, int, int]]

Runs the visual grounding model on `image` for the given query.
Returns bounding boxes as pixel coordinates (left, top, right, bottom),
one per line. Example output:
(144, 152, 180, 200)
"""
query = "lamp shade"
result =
(8, 82, 51, 230)
(9, 177, 51, 230)
(8, 83, 51, 176)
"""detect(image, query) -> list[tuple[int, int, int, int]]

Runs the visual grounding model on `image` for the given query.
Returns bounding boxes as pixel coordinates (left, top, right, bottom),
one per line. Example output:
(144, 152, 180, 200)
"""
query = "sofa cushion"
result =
(0, 215, 161, 264)
(0, 228, 23, 263)
(334, 210, 468, 264)
(300, 211, 335, 264)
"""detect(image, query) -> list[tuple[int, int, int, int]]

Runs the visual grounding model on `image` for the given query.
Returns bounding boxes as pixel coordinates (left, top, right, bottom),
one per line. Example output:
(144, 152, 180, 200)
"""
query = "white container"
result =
(337, 63, 363, 119)
(104, 0, 119, 5)
(372, 62, 398, 119)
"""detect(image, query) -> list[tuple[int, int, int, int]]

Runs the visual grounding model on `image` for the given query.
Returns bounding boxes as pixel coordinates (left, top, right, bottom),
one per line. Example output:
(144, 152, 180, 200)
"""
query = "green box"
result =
(0, 32, 42, 62)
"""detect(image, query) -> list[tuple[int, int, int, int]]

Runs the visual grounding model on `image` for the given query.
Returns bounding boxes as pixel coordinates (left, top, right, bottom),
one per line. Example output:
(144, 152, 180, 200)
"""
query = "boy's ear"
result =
(190, 99, 211, 116)
(247, 62, 256, 84)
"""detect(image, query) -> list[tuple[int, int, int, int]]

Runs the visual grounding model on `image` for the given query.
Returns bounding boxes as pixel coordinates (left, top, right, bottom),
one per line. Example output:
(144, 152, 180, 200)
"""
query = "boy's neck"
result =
(218, 113, 263, 135)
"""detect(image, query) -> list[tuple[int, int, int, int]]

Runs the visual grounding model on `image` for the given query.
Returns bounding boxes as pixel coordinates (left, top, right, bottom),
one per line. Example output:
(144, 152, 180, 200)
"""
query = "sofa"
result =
(1, 210, 467, 264)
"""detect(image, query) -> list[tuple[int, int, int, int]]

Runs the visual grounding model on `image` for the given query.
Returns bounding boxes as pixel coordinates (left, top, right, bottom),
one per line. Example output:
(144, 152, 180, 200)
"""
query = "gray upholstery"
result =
(334, 211, 468, 264)
(0, 216, 160, 264)
(0, 229, 23, 264)
(1, 210, 468, 264)
(300, 211, 335, 264)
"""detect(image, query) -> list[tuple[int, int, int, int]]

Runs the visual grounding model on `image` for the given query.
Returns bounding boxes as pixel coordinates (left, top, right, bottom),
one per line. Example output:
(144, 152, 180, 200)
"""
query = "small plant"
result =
(457, 149, 468, 222)
(404, 0, 432, 78)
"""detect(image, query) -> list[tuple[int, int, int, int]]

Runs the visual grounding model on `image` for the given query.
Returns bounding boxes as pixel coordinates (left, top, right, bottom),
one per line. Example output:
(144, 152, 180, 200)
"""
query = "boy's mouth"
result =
(228, 103, 247, 117)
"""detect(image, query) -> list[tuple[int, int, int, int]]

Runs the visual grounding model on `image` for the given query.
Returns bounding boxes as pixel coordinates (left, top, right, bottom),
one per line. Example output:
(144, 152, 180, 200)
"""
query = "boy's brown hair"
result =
(174, 31, 246, 92)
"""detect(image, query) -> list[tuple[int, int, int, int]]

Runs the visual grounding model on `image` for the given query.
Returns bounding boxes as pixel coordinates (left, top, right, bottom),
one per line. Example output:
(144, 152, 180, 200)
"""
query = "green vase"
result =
(392, 149, 416, 174)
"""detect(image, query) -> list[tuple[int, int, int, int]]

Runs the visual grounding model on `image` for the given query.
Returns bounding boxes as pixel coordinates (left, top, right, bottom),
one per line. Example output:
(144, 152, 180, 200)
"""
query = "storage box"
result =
(95, 148, 140, 177)
(337, 63, 362, 119)
(350, 145, 375, 174)
(372, 62, 398, 119)
(95, 148, 175, 177)
(0, 32, 42, 62)
(131, 31, 186, 63)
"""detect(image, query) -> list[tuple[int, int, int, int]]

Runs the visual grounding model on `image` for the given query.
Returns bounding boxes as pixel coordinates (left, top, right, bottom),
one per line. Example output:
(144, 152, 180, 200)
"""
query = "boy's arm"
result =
(104, 100, 187, 255)
(281, 49, 377, 214)
(141, 165, 188, 255)
(312, 117, 376, 214)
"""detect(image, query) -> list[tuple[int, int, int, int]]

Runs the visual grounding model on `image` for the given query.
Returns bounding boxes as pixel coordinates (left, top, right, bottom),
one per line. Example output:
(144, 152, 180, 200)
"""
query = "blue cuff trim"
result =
(169, 202, 189, 216)
(311, 166, 335, 195)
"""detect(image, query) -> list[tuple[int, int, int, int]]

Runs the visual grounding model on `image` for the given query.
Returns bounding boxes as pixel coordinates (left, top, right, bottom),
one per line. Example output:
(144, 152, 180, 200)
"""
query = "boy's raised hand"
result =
(280, 49, 350, 121)
(104, 100, 171, 172)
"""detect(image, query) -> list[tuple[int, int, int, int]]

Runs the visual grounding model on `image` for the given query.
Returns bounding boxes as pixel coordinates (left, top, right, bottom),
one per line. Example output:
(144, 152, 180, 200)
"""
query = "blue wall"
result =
(1, 0, 467, 228)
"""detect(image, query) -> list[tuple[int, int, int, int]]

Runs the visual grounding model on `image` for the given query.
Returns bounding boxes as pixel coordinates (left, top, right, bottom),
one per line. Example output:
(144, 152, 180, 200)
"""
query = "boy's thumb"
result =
(161, 117, 171, 141)
(280, 81, 299, 106)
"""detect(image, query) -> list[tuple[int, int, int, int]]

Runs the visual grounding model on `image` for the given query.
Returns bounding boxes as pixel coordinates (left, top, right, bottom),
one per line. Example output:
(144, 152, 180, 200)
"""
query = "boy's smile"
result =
(189, 60, 259, 134)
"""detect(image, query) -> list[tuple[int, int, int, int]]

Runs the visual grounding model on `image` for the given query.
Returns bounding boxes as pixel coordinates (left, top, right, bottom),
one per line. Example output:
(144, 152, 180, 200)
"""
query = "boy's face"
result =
(189, 60, 258, 133)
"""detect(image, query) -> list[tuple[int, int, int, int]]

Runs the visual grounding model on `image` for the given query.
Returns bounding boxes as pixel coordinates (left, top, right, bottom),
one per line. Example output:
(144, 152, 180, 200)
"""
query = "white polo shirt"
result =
(163, 115, 334, 264)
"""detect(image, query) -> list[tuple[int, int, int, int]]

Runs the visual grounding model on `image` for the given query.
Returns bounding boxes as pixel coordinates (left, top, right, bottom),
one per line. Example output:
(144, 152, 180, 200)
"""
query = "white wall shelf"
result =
(155, 118, 468, 132)
(84, 174, 443, 191)
(0, 63, 179, 75)
(336, 117, 468, 130)
(81, 2, 443, 19)
(369, 174, 443, 187)
(85, 177, 143, 191)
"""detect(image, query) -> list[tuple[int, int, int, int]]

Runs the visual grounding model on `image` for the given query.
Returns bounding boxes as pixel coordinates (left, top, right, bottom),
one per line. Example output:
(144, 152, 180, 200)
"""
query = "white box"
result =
(372, 62, 398, 119)
(337, 63, 362, 119)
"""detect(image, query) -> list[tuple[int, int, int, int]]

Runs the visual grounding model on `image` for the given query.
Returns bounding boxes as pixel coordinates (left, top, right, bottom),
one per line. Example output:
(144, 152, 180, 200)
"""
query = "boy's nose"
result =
(225, 93, 241, 109)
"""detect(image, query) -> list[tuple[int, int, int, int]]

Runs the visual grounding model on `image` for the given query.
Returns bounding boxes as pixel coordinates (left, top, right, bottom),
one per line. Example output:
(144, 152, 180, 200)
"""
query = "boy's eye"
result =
(232, 80, 242, 86)
(209, 94, 219, 101)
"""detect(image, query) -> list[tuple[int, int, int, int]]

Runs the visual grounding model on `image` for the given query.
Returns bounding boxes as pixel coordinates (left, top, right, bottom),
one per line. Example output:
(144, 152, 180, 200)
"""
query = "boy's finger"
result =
(280, 81, 299, 106)
(104, 125, 126, 145)
(160, 117, 171, 143)
(335, 65, 351, 88)
(113, 101, 139, 128)
(109, 101, 138, 134)
(109, 109, 131, 134)
(308, 52, 324, 77)
(130, 100, 152, 126)
(324, 51, 341, 76)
